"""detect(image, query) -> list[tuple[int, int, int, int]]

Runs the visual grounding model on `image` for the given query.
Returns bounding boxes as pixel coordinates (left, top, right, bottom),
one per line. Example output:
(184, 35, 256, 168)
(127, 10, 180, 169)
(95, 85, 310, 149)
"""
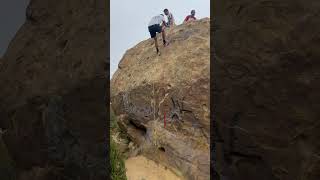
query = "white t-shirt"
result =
(148, 15, 166, 26)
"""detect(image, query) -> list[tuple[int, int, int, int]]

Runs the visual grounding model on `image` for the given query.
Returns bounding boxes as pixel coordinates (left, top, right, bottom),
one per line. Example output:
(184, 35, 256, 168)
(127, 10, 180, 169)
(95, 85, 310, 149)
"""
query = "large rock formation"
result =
(111, 18, 210, 180)
(0, 0, 107, 179)
(213, 0, 320, 179)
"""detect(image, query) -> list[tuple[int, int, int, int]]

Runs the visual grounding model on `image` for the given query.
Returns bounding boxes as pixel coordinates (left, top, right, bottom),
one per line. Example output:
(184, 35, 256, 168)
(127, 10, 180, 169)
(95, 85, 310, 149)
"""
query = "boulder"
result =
(213, 0, 320, 179)
(111, 18, 210, 180)
(0, 0, 107, 179)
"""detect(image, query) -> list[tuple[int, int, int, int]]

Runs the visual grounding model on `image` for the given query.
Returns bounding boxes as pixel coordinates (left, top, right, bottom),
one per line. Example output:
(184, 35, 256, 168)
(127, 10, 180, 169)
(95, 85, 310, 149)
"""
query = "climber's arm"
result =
(170, 15, 175, 25)
(162, 21, 168, 29)
(184, 16, 190, 23)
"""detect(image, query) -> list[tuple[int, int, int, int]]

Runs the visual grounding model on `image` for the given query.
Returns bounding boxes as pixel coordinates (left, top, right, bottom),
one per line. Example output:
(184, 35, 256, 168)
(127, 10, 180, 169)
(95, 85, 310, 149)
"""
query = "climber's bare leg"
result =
(162, 29, 167, 46)
(154, 36, 159, 54)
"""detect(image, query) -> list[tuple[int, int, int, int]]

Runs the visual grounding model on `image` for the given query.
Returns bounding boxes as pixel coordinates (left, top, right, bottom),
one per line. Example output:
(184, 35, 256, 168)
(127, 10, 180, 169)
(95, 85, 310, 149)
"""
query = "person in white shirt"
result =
(164, 9, 175, 27)
(148, 14, 169, 55)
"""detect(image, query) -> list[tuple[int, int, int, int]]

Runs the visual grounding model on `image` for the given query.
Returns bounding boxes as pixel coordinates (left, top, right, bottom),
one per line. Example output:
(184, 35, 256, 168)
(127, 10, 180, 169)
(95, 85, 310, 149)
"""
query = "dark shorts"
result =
(148, 24, 162, 38)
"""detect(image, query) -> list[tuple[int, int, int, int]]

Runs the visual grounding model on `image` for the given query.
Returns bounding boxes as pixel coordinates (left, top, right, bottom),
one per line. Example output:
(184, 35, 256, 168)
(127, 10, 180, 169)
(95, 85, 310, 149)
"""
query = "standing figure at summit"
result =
(184, 10, 197, 23)
(163, 9, 175, 27)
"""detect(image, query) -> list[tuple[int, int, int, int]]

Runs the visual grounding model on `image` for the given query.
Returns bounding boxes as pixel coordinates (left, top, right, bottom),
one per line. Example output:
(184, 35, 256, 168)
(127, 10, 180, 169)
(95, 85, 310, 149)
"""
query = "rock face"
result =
(0, 0, 107, 179)
(0, 135, 15, 180)
(111, 18, 210, 180)
(213, 0, 320, 180)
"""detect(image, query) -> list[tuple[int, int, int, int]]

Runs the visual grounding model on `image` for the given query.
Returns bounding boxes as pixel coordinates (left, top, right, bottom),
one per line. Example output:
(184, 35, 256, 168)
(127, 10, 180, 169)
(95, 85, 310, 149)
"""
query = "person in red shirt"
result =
(184, 10, 197, 23)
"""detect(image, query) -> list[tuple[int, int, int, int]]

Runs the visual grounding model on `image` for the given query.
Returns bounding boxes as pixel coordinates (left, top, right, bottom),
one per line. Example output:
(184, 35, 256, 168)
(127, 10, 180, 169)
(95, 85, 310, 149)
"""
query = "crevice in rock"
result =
(229, 151, 262, 160)
(158, 147, 166, 152)
(181, 109, 192, 113)
(128, 119, 146, 135)
(227, 112, 242, 163)
(58, 40, 68, 49)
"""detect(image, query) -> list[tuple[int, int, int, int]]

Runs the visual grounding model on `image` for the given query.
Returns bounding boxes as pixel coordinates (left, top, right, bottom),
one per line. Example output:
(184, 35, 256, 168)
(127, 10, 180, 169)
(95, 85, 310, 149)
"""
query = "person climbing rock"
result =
(184, 10, 197, 23)
(163, 9, 175, 27)
(148, 14, 169, 55)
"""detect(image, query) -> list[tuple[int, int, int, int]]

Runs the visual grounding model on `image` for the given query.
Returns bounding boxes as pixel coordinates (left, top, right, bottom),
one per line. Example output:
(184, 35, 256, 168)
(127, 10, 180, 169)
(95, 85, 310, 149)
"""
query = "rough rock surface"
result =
(0, 0, 107, 179)
(111, 18, 210, 180)
(0, 135, 15, 180)
(213, 0, 320, 180)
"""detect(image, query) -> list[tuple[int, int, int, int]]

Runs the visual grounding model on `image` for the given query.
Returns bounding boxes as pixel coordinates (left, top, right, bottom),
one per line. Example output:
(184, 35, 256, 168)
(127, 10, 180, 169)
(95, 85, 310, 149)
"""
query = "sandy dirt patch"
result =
(125, 155, 182, 180)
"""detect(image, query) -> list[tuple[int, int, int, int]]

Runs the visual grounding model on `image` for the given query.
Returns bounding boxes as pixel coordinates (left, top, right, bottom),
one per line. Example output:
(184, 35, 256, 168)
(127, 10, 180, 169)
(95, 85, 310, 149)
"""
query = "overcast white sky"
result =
(0, 0, 209, 77)
(0, 0, 29, 57)
(110, 0, 210, 78)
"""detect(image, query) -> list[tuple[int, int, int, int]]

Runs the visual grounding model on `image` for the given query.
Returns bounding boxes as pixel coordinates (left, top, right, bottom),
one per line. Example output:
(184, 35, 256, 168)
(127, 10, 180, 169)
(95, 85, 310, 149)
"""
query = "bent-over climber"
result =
(184, 10, 197, 23)
(148, 14, 169, 55)
(163, 9, 175, 27)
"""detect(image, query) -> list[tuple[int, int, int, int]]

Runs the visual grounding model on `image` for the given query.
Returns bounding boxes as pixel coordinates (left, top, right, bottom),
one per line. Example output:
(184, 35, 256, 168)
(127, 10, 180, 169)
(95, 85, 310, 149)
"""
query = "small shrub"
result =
(110, 107, 127, 180)
(110, 139, 127, 180)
